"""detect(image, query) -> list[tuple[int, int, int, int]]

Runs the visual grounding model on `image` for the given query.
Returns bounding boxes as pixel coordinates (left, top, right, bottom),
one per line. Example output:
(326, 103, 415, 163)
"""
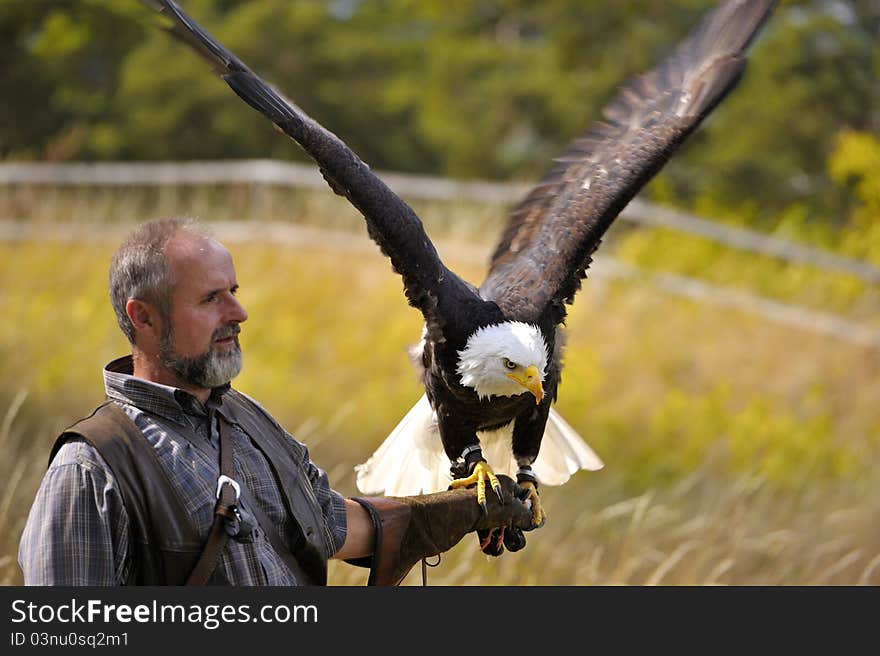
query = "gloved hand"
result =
(349, 474, 534, 585)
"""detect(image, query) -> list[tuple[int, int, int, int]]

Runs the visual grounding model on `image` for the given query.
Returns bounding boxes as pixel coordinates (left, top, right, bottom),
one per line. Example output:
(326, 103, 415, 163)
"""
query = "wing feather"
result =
(480, 0, 777, 322)
(142, 0, 480, 344)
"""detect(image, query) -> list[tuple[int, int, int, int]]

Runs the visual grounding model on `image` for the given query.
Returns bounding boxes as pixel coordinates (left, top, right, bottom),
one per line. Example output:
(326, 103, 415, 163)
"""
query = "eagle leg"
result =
(519, 480, 546, 528)
(448, 461, 503, 514)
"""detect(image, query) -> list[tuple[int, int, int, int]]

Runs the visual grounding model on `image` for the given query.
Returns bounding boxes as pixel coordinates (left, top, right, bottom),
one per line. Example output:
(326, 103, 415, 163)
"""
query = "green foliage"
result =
(830, 130, 880, 205)
(826, 130, 880, 271)
(613, 127, 880, 315)
(613, 226, 872, 316)
(0, 0, 151, 159)
(4, 1, 877, 232)
(654, 0, 879, 220)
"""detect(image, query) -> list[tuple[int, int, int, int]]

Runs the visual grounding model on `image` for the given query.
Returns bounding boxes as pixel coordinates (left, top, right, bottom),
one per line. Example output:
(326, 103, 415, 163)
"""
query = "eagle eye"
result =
(503, 358, 517, 370)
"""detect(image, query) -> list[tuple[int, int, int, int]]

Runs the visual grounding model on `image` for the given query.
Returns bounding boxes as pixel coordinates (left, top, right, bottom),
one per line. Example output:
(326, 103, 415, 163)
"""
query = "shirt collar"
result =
(103, 355, 231, 423)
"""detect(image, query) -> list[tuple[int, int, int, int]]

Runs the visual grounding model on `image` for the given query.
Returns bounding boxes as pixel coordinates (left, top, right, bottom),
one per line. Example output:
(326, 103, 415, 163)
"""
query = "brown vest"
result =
(50, 390, 331, 585)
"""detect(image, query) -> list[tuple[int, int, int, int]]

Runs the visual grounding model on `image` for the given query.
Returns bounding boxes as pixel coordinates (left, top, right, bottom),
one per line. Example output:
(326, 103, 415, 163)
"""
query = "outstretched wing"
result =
(141, 0, 481, 344)
(479, 0, 777, 323)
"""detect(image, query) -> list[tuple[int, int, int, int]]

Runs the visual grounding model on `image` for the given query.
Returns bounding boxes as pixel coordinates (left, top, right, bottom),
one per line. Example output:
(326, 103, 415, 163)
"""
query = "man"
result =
(19, 217, 533, 586)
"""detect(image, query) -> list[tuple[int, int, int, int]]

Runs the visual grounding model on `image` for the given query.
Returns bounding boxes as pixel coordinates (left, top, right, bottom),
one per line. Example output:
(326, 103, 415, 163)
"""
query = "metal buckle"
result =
(460, 444, 483, 460)
(216, 474, 241, 502)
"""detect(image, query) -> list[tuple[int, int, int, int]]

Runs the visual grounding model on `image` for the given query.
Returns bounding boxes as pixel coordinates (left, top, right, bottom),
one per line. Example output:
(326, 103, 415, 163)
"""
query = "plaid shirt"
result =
(19, 356, 347, 585)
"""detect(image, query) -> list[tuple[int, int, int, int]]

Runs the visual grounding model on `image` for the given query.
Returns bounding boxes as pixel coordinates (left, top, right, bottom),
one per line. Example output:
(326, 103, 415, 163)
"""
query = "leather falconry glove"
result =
(348, 474, 534, 585)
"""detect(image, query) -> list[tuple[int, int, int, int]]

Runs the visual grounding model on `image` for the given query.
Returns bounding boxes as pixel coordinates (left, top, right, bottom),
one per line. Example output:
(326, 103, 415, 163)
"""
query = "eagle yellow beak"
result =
(506, 364, 544, 404)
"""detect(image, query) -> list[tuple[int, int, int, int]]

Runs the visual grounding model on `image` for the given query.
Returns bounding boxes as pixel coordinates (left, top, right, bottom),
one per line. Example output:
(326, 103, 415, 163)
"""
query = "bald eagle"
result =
(144, 0, 776, 544)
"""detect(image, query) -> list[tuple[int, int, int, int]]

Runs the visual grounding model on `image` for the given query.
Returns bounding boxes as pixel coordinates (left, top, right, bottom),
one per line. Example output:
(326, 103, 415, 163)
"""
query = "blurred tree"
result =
(0, 0, 149, 159)
(829, 130, 880, 262)
(655, 0, 880, 223)
(1, 0, 877, 233)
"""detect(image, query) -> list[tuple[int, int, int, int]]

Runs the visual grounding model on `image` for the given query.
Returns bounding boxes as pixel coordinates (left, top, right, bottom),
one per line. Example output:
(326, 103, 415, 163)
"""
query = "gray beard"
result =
(159, 324, 243, 390)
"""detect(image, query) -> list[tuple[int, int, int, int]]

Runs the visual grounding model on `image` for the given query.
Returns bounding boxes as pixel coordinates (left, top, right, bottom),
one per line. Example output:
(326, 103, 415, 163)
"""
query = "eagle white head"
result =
(456, 321, 548, 403)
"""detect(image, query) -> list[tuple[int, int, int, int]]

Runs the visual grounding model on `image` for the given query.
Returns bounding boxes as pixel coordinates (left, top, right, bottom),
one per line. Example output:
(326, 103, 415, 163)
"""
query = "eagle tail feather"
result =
(531, 408, 604, 486)
(354, 394, 450, 496)
(355, 395, 603, 495)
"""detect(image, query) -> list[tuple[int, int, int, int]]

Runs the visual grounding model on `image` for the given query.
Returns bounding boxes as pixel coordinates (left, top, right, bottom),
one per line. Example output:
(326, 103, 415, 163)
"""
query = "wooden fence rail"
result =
(2, 159, 878, 285)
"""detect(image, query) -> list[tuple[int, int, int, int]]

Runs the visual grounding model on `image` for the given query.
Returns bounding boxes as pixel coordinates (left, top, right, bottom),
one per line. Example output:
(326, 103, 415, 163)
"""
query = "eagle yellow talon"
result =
(449, 461, 503, 512)
(520, 481, 546, 527)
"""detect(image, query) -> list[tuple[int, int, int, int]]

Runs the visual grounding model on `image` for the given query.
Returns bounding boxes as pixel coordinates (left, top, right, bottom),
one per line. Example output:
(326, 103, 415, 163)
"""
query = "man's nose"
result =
(227, 295, 248, 323)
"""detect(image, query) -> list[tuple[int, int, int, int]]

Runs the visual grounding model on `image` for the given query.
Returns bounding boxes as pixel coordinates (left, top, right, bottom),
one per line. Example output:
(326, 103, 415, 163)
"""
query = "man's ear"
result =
(126, 299, 158, 332)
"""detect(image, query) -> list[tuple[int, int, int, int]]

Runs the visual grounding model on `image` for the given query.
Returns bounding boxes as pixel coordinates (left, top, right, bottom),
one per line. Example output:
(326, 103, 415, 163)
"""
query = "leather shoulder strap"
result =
(220, 390, 330, 584)
(53, 402, 205, 583)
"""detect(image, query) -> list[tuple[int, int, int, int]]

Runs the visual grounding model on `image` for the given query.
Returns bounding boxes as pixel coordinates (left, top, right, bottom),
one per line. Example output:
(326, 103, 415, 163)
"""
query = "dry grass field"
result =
(1, 185, 878, 585)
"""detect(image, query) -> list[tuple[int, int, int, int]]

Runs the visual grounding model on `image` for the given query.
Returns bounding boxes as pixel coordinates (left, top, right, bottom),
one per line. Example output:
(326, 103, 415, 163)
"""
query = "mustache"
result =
(212, 324, 242, 341)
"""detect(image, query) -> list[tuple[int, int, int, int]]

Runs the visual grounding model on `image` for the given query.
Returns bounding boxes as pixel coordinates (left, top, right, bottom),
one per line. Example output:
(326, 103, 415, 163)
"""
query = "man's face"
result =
(157, 232, 248, 391)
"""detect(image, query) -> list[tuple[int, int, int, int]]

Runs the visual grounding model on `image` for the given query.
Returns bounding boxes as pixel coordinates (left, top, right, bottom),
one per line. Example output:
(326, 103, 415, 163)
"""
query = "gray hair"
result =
(109, 217, 211, 343)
